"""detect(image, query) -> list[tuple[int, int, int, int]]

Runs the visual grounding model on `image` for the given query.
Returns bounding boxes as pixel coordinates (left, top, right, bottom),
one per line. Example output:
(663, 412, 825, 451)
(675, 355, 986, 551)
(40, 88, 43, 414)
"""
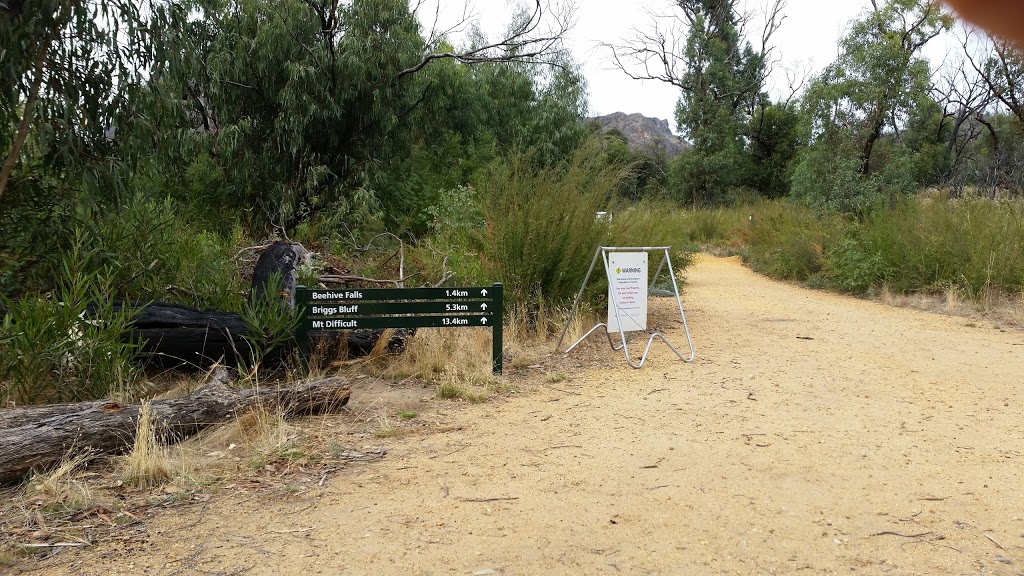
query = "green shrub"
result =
(740, 200, 845, 282)
(416, 184, 491, 286)
(1, 234, 142, 405)
(239, 272, 300, 368)
(474, 140, 627, 312)
(824, 236, 891, 294)
(607, 202, 697, 270)
(93, 194, 245, 311)
(849, 195, 1024, 296)
(717, 195, 1024, 299)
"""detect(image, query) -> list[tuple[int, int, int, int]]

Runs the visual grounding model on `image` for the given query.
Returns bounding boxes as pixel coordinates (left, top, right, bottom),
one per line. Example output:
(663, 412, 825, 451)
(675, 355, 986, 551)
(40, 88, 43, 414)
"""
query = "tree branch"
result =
(397, 0, 573, 78)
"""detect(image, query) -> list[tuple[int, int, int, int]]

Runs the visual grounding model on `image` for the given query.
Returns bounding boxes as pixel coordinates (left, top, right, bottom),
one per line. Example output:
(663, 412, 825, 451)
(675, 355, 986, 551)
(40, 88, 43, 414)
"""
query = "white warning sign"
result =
(607, 252, 648, 333)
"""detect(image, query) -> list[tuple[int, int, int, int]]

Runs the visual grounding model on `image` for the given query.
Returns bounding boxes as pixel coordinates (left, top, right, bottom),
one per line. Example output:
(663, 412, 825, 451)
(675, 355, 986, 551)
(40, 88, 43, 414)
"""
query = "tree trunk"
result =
(251, 240, 307, 307)
(0, 42, 48, 206)
(859, 115, 885, 176)
(0, 375, 351, 485)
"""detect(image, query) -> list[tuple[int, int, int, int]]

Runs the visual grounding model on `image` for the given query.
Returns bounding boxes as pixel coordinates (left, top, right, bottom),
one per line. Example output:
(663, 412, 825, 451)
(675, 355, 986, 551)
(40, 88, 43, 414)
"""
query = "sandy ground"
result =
(18, 255, 1024, 576)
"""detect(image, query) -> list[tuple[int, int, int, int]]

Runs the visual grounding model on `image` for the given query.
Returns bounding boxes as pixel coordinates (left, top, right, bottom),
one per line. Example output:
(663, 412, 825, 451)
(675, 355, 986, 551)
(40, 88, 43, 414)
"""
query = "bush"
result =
(239, 272, 300, 368)
(740, 200, 845, 282)
(92, 194, 245, 311)
(824, 236, 891, 294)
(1, 233, 142, 405)
(845, 195, 1024, 297)
(710, 194, 1024, 299)
(607, 201, 697, 269)
(474, 140, 628, 312)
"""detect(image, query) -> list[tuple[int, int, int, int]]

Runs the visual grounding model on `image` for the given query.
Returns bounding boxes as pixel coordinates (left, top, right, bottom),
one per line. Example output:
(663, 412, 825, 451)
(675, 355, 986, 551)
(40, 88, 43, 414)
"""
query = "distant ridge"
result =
(589, 112, 689, 159)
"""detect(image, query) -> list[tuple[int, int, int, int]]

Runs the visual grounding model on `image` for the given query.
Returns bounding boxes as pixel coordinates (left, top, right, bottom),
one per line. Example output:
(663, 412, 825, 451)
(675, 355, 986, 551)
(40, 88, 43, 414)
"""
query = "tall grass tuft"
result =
(681, 194, 1024, 303)
(391, 328, 493, 381)
(607, 200, 698, 269)
(119, 402, 175, 488)
(840, 195, 1024, 297)
(26, 450, 95, 513)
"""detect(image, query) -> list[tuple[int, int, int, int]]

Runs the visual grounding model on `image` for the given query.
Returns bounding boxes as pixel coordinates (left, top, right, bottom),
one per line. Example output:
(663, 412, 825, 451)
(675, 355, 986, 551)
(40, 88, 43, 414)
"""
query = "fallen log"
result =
(106, 300, 255, 369)
(0, 375, 351, 485)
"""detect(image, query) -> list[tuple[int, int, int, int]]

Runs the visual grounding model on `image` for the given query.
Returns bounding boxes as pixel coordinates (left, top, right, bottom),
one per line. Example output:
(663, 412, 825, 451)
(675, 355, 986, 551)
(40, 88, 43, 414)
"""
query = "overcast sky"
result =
(421, 0, 966, 131)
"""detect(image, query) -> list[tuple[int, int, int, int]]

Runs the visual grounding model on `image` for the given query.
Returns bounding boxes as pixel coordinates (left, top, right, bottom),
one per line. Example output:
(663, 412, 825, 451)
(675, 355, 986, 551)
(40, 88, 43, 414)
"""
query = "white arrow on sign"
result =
(481, 317, 489, 325)
(480, 303, 488, 310)
(480, 289, 488, 297)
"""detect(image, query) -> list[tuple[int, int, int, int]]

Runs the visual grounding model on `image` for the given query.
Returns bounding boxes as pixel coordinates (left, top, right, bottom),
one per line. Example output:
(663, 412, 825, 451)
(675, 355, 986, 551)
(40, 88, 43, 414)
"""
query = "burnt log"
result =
(84, 242, 409, 370)
(0, 375, 351, 485)
(112, 301, 407, 369)
(105, 301, 256, 369)
(251, 241, 306, 306)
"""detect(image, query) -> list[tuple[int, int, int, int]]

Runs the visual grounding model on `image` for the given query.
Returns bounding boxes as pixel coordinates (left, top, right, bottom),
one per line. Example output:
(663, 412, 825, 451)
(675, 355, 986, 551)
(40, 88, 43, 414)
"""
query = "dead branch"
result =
(398, 0, 574, 78)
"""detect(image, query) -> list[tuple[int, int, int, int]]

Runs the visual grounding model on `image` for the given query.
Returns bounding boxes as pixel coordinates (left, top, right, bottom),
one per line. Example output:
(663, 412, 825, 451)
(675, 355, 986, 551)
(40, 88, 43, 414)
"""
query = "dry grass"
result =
(118, 402, 176, 488)
(386, 328, 494, 381)
(187, 401, 298, 472)
(25, 450, 94, 513)
(878, 284, 1024, 329)
(373, 409, 398, 438)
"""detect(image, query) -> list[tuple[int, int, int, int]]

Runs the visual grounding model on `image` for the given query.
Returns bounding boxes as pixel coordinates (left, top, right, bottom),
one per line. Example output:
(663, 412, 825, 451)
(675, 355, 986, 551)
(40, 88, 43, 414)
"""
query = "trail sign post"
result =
(295, 284, 504, 374)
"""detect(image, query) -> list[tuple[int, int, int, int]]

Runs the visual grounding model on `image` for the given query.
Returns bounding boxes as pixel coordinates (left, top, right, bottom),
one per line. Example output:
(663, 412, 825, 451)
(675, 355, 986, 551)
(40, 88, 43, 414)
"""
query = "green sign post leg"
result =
(295, 286, 311, 375)
(492, 282, 503, 375)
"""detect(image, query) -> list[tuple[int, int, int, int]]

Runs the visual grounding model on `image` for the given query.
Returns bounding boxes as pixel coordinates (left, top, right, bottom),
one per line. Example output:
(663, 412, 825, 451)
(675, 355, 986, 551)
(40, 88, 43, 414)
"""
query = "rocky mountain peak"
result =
(589, 112, 689, 159)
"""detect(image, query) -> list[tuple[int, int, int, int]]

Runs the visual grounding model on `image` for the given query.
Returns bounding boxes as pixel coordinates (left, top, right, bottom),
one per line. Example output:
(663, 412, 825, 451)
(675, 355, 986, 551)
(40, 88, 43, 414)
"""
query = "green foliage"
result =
(90, 194, 246, 311)
(792, 0, 951, 214)
(824, 236, 892, 293)
(599, 130, 670, 202)
(901, 97, 953, 187)
(791, 143, 886, 216)
(683, 206, 749, 245)
(415, 184, 490, 286)
(740, 201, 846, 281)
(239, 273, 299, 368)
(672, 0, 767, 207)
(135, 0, 427, 230)
(828, 195, 1024, 296)
(134, 0, 587, 236)
(473, 140, 626, 312)
(1, 234, 142, 406)
(690, 195, 1024, 300)
(744, 104, 802, 198)
(606, 202, 697, 268)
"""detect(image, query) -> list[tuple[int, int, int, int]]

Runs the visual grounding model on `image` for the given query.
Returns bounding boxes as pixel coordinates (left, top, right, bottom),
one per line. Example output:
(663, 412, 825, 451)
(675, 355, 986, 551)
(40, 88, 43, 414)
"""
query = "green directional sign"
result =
(306, 300, 494, 316)
(295, 283, 504, 374)
(306, 286, 495, 301)
(305, 314, 494, 330)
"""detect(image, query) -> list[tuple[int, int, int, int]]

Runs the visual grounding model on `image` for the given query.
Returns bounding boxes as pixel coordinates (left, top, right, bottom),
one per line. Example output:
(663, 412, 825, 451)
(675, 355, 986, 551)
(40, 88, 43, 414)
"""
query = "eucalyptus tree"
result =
(791, 0, 951, 214)
(140, 0, 578, 233)
(608, 0, 784, 207)
(0, 0, 157, 205)
(0, 0, 164, 293)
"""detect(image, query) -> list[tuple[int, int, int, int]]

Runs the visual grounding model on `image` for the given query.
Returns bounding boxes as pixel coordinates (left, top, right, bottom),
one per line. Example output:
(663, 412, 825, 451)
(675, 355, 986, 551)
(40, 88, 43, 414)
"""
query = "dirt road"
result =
(31, 255, 1024, 575)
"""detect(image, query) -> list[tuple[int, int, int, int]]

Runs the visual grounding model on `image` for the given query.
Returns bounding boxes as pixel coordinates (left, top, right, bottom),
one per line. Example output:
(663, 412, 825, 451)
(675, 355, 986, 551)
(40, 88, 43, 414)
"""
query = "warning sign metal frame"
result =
(556, 246, 695, 368)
